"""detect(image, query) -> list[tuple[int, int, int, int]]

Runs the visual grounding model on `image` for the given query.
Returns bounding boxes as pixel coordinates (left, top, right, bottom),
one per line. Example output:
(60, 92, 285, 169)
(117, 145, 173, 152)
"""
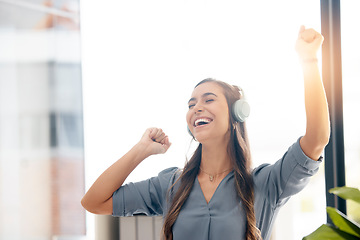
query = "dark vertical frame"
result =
(320, 0, 347, 222)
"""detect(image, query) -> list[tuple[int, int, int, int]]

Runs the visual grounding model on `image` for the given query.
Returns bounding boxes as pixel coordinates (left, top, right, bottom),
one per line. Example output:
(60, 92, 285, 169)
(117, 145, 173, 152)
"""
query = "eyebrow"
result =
(188, 92, 218, 104)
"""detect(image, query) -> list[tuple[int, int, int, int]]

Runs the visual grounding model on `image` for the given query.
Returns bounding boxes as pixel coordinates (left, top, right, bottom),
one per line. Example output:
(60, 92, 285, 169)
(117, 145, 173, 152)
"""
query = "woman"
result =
(81, 26, 330, 240)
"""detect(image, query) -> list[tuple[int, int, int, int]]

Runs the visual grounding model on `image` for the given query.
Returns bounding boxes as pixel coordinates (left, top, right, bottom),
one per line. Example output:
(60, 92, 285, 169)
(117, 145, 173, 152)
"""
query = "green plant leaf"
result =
(327, 206, 360, 237)
(330, 187, 360, 204)
(302, 224, 360, 240)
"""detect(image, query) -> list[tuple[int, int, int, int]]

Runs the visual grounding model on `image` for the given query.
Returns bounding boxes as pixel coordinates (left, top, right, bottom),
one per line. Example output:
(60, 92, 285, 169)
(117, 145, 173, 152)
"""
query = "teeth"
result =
(195, 118, 212, 126)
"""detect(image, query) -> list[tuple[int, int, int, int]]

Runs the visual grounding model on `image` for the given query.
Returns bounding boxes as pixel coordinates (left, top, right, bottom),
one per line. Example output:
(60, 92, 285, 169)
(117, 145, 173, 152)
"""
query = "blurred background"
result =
(0, 0, 84, 239)
(0, 0, 359, 239)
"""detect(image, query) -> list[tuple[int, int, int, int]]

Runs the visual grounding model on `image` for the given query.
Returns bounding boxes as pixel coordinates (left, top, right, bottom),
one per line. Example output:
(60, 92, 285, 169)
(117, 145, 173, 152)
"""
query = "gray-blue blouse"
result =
(113, 138, 322, 240)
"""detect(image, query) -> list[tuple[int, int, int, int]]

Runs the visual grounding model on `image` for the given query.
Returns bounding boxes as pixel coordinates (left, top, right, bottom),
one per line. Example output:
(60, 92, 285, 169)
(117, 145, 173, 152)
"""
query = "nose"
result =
(193, 103, 203, 113)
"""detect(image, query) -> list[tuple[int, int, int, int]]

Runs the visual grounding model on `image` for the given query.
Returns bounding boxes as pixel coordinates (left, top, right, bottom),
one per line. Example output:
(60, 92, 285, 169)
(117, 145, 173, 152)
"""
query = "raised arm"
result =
(295, 26, 330, 160)
(81, 128, 171, 214)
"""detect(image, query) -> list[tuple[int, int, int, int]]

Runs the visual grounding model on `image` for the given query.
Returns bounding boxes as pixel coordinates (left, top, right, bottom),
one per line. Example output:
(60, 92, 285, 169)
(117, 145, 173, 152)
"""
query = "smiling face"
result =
(186, 82, 231, 143)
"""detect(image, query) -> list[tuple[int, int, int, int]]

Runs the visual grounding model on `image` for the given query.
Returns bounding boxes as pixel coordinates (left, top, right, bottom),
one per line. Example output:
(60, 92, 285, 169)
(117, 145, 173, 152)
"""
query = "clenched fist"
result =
(295, 25, 324, 60)
(138, 127, 172, 156)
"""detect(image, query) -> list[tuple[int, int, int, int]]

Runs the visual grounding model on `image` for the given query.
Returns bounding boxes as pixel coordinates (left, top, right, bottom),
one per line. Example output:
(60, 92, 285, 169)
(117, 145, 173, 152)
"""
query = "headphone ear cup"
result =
(232, 99, 250, 122)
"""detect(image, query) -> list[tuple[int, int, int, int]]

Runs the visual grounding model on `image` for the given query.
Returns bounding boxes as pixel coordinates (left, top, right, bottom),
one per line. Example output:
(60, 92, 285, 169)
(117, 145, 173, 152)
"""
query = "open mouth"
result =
(194, 118, 213, 127)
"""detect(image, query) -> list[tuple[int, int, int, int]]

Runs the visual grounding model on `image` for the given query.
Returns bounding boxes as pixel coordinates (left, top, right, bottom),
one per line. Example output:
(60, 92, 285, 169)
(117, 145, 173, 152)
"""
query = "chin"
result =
(193, 132, 209, 142)
(199, 131, 230, 144)
(195, 134, 221, 144)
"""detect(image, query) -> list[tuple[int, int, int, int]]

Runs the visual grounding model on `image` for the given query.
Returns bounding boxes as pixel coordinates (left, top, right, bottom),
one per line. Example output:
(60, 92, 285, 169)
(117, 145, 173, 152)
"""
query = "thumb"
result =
(161, 136, 172, 152)
(298, 25, 305, 38)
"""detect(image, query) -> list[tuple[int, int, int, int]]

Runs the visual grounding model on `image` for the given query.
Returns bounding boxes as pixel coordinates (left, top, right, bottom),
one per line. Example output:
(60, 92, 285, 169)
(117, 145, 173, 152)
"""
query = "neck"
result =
(200, 140, 232, 174)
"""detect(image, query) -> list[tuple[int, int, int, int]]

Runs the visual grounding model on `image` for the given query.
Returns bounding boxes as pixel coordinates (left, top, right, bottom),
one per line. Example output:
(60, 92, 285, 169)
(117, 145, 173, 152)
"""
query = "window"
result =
(0, 0, 85, 239)
(341, 0, 360, 223)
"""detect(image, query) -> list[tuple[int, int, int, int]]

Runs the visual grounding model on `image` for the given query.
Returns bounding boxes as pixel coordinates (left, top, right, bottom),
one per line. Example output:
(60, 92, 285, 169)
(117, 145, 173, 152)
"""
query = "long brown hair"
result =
(162, 78, 261, 240)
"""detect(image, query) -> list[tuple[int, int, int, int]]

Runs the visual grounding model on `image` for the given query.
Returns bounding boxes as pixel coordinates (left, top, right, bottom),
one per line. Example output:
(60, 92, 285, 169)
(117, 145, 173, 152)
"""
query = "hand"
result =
(138, 128, 171, 156)
(295, 25, 324, 60)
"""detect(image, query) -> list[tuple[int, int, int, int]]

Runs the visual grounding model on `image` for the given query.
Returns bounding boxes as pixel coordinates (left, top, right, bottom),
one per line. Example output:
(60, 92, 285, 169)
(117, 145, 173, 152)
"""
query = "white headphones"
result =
(232, 88, 250, 122)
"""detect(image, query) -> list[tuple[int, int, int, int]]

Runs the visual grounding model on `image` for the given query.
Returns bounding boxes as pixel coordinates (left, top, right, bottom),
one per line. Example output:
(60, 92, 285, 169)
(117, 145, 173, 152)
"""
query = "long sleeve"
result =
(253, 137, 322, 240)
(253, 137, 321, 208)
(112, 167, 179, 217)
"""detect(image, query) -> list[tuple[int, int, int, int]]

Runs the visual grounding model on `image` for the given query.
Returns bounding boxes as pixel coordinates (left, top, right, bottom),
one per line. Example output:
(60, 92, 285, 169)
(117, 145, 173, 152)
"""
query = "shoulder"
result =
(156, 167, 182, 190)
(158, 167, 180, 175)
(158, 167, 181, 180)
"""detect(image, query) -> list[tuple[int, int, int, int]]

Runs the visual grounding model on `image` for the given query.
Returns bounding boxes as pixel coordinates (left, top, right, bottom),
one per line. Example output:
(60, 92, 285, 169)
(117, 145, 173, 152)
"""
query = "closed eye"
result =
(188, 100, 212, 109)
